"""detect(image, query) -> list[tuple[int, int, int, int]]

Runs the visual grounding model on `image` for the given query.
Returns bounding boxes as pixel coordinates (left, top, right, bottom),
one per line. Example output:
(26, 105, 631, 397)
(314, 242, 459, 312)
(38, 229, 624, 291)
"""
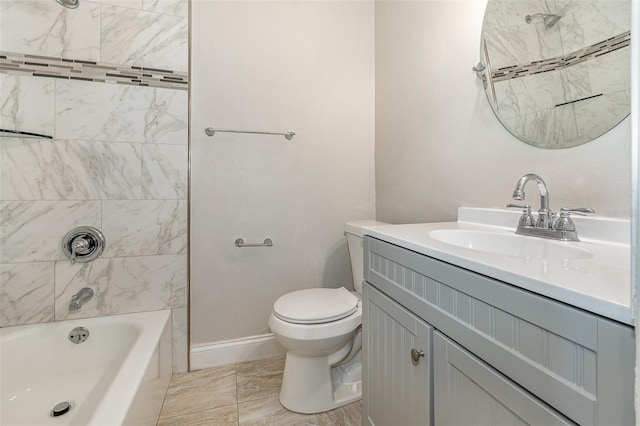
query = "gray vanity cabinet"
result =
(362, 283, 432, 426)
(362, 236, 634, 426)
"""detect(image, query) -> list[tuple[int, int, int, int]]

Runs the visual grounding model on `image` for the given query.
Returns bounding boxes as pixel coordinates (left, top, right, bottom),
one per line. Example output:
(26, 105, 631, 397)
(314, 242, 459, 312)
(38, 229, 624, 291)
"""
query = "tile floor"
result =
(157, 356, 362, 425)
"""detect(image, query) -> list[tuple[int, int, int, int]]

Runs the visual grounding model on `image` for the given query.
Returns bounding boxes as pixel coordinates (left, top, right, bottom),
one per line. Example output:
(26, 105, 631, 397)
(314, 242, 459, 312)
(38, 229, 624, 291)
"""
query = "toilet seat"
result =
(273, 287, 358, 324)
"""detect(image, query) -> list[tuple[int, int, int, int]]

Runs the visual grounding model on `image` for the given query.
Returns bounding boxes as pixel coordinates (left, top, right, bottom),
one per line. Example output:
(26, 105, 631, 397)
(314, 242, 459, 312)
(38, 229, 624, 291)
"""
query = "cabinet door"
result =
(433, 331, 574, 426)
(363, 283, 433, 426)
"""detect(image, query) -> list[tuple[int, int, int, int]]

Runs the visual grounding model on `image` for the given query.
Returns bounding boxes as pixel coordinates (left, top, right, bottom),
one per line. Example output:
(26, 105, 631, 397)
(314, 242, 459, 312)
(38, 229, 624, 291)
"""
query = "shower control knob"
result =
(62, 226, 106, 264)
(71, 237, 91, 255)
(410, 348, 425, 364)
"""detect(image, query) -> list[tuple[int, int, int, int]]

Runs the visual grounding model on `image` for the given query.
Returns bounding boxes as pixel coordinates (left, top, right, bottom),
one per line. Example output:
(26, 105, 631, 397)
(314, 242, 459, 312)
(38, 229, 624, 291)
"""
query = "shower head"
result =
(543, 14, 562, 29)
(525, 13, 562, 30)
(55, 0, 79, 9)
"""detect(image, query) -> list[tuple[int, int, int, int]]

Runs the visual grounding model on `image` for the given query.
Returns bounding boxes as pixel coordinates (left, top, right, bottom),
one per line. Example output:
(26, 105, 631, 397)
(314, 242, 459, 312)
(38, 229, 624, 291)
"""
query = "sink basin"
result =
(428, 229, 593, 260)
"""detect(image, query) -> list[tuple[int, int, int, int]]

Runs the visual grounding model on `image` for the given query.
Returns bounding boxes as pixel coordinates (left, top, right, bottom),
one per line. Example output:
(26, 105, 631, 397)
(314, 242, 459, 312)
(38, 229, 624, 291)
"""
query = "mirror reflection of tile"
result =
(482, 0, 630, 148)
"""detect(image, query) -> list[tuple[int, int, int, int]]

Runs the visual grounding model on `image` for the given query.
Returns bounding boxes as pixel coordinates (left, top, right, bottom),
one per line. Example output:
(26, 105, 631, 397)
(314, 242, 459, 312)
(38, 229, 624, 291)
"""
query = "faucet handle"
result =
(560, 207, 595, 216)
(506, 203, 529, 210)
(506, 204, 535, 227)
(554, 208, 595, 232)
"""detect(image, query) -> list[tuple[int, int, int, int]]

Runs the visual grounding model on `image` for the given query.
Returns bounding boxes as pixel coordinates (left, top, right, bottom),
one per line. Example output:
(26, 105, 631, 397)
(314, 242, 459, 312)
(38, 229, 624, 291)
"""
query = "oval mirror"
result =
(479, 0, 630, 148)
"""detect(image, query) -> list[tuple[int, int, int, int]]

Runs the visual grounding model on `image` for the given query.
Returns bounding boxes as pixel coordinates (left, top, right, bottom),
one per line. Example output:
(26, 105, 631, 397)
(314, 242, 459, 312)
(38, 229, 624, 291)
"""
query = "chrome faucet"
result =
(508, 174, 594, 241)
(69, 287, 94, 312)
(512, 173, 552, 228)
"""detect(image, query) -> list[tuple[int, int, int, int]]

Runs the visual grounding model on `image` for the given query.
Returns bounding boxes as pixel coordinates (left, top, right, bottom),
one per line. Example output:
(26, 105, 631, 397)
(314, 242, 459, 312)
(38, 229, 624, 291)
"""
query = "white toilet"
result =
(268, 220, 386, 414)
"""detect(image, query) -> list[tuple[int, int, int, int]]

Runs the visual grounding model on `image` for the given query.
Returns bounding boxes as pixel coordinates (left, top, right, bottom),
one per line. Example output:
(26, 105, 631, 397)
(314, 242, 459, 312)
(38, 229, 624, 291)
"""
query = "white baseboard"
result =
(190, 333, 285, 371)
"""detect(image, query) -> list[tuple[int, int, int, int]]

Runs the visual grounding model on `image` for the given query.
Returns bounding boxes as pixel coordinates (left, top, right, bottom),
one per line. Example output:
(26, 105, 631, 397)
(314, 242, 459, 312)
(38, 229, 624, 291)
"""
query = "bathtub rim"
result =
(89, 309, 172, 425)
(1, 309, 173, 426)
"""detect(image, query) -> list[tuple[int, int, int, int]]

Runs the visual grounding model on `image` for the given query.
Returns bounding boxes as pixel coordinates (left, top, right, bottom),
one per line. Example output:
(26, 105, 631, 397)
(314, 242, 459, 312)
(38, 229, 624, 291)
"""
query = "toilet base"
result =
(279, 351, 362, 414)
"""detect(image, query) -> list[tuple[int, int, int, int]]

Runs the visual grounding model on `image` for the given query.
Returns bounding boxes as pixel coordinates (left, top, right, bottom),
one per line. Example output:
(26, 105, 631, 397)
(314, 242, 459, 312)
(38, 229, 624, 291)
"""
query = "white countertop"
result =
(364, 208, 632, 325)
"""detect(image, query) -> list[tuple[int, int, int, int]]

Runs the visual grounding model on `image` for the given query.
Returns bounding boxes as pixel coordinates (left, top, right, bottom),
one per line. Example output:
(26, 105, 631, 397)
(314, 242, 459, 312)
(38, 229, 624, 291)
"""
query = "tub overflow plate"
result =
(51, 401, 72, 417)
(69, 326, 90, 344)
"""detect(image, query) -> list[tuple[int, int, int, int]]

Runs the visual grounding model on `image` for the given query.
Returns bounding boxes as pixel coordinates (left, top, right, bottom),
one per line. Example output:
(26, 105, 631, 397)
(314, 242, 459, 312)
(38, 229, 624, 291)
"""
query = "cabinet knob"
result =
(411, 348, 425, 364)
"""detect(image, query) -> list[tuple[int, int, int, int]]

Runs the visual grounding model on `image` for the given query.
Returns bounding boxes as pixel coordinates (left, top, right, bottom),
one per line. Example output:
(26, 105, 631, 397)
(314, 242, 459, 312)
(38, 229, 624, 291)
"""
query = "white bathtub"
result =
(0, 310, 173, 426)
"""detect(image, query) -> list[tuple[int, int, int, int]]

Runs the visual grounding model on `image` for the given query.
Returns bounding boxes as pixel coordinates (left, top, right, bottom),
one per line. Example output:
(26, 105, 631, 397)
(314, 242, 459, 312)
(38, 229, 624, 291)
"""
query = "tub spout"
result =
(69, 287, 94, 312)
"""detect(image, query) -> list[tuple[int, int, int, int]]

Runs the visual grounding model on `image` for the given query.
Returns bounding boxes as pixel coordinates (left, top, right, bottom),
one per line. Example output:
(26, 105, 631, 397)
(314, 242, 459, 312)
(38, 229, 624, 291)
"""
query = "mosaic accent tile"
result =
(0, 51, 188, 90)
(490, 31, 630, 82)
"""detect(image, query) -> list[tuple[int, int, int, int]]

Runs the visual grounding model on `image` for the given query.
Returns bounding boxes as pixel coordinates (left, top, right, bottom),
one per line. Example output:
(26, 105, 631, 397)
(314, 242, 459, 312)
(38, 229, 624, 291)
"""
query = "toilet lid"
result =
(273, 287, 359, 324)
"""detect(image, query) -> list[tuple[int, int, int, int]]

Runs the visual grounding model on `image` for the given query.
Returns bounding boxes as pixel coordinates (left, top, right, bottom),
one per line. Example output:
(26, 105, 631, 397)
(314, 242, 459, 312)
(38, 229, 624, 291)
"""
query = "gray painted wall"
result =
(190, 0, 376, 346)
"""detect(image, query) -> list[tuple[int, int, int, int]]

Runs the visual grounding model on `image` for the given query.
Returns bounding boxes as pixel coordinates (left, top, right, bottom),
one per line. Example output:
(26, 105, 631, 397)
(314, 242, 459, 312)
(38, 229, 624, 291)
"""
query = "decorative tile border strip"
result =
(0, 51, 188, 91)
(491, 31, 630, 82)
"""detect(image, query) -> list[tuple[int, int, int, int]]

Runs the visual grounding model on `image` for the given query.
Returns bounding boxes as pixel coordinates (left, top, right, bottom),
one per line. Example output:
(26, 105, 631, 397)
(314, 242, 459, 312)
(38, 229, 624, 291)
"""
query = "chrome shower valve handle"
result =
(62, 226, 106, 264)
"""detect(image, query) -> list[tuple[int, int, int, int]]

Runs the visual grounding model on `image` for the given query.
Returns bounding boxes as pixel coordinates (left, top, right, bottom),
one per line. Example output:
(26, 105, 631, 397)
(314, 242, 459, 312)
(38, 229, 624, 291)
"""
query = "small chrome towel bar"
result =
(205, 127, 295, 140)
(235, 238, 273, 248)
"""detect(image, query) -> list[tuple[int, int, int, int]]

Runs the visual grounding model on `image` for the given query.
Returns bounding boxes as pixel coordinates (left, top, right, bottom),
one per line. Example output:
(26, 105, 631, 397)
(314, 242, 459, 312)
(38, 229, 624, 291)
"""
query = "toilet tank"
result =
(344, 220, 388, 295)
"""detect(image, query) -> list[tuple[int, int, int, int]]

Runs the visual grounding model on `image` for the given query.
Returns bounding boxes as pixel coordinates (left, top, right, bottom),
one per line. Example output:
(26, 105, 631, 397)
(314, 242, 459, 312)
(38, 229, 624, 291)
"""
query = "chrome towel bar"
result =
(205, 127, 295, 140)
(235, 238, 273, 248)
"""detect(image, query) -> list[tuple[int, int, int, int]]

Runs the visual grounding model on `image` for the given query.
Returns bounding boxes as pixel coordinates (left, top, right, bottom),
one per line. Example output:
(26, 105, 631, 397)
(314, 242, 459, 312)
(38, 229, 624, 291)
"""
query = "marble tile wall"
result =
(0, 0, 189, 372)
